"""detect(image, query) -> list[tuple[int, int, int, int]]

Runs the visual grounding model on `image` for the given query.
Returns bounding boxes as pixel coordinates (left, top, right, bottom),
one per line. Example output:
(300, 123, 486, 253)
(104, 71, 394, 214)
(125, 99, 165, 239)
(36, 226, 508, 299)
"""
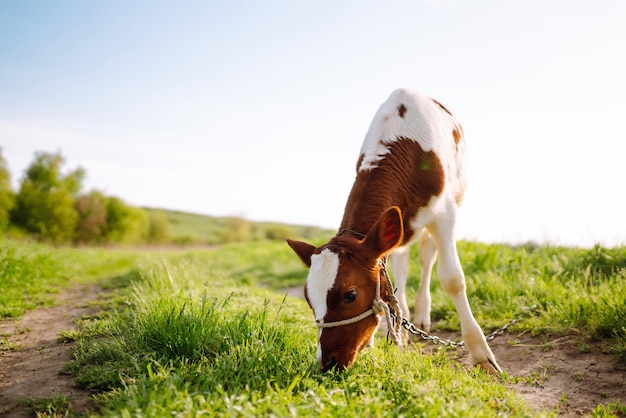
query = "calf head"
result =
(287, 207, 404, 371)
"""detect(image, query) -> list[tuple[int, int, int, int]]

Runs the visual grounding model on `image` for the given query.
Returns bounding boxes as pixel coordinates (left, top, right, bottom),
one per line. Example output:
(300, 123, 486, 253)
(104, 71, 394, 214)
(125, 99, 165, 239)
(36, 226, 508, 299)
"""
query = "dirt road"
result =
(0, 285, 99, 417)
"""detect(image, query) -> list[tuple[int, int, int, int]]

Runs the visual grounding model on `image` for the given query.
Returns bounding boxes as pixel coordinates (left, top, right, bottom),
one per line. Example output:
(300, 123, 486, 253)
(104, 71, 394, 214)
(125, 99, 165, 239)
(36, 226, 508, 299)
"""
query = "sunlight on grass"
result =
(0, 238, 150, 318)
(3, 238, 625, 416)
(64, 245, 544, 417)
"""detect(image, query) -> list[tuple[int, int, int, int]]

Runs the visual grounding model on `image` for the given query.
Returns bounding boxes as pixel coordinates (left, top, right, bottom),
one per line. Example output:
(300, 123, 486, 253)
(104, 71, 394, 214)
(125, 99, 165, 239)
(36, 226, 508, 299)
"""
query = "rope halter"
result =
(314, 256, 405, 349)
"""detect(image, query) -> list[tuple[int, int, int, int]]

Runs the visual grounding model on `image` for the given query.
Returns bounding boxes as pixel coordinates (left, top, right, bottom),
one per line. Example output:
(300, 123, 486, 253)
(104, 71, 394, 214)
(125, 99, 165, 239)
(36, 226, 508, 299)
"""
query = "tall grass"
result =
(69, 256, 535, 417)
(395, 241, 626, 361)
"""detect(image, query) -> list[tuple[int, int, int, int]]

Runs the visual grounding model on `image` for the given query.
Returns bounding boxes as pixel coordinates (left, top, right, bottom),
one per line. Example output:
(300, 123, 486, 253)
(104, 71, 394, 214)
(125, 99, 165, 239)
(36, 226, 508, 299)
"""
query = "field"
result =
(1, 233, 626, 416)
(143, 208, 333, 245)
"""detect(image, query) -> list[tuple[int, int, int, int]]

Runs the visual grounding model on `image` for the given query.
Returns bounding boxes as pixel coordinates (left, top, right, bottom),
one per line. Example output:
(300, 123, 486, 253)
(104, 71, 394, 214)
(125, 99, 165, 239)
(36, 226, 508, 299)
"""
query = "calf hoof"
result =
(413, 310, 431, 333)
(475, 357, 502, 374)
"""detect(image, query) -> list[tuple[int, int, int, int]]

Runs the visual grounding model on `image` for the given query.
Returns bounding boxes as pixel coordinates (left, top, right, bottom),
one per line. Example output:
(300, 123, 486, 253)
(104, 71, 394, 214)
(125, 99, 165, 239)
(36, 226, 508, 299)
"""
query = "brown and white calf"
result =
(287, 88, 501, 373)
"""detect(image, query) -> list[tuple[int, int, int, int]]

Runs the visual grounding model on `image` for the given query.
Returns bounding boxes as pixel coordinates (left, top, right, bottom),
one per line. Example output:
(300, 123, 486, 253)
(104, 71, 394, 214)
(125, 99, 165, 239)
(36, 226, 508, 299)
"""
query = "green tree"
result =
(0, 149, 15, 230)
(11, 152, 84, 243)
(103, 197, 148, 244)
(74, 190, 108, 244)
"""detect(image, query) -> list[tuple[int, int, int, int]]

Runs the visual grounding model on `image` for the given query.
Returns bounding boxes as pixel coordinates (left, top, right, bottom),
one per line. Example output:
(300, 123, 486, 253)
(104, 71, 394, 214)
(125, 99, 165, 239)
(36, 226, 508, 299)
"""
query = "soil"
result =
(1, 285, 625, 417)
(0, 285, 101, 417)
(422, 329, 626, 416)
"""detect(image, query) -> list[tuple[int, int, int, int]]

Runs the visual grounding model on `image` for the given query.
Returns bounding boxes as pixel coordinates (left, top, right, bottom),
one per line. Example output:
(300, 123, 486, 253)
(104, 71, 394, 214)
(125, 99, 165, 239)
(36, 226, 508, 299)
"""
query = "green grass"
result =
(0, 240, 61, 317)
(2, 237, 625, 416)
(591, 400, 626, 417)
(0, 238, 149, 318)
(22, 395, 74, 417)
(67, 259, 530, 417)
(148, 209, 226, 244)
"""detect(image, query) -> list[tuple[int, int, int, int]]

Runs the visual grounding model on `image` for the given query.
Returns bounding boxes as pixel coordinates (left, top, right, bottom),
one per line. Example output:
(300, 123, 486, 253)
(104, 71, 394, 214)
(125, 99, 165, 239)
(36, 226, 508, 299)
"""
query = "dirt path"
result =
(422, 329, 626, 416)
(0, 285, 102, 417)
(1, 286, 625, 417)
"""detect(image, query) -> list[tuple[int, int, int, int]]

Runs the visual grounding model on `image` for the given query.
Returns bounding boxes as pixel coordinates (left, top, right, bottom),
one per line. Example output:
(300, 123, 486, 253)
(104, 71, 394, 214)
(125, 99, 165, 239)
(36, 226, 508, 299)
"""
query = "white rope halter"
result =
(314, 257, 405, 349)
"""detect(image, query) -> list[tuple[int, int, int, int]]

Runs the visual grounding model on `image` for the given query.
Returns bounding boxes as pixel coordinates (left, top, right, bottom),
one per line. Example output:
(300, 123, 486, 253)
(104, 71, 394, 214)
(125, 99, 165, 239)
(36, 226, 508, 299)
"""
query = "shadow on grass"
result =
(99, 270, 143, 291)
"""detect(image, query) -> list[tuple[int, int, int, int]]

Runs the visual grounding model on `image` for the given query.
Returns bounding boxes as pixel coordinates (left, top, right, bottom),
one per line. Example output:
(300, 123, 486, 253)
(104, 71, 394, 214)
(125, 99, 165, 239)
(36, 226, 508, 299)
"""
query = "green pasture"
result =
(1, 237, 625, 416)
(0, 240, 148, 318)
(144, 208, 333, 245)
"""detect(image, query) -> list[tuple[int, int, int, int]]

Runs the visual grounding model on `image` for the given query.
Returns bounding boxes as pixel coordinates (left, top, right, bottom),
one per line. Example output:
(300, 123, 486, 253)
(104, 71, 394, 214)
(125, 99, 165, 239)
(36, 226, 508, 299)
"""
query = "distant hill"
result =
(143, 208, 334, 245)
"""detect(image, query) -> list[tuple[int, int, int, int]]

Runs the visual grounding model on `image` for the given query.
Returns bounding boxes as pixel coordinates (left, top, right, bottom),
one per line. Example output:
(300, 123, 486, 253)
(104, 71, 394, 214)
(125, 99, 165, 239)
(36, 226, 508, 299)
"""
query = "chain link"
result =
(390, 305, 537, 348)
(380, 254, 536, 348)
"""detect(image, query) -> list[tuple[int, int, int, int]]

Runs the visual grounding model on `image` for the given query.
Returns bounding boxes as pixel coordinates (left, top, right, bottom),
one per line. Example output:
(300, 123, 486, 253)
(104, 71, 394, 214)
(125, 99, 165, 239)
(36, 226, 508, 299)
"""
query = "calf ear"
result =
(363, 206, 404, 257)
(286, 239, 316, 267)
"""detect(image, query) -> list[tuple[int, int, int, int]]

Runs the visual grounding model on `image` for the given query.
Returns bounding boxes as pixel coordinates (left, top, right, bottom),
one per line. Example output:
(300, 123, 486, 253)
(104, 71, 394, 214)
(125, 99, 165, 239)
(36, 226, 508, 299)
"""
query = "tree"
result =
(74, 190, 108, 243)
(11, 151, 84, 243)
(102, 196, 148, 244)
(0, 148, 15, 230)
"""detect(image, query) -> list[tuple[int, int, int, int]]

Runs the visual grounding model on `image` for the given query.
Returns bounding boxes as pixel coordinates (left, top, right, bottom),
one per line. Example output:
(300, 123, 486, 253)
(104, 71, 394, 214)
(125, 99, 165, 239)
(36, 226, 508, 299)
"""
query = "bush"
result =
(103, 197, 149, 244)
(220, 217, 251, 243)
(74, 190, 108, 244)
(0, 148, 14, 230)
(147, 211, 171, 244)
(263, 224, 295, 241)
(10, 152, 84, 243)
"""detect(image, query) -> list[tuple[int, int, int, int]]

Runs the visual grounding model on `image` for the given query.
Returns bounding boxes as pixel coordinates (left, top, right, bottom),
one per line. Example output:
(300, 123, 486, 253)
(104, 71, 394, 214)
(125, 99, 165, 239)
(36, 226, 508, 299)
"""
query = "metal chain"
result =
(484, 318, 520, 342)
(381, 255, 533, 348)
(390, 306, 537, 348)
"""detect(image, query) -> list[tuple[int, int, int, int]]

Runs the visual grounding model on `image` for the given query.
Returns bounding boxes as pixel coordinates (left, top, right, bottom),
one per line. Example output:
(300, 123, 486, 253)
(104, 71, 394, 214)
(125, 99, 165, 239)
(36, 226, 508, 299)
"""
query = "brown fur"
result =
(431, 98, 453, 116)
(397, 103, 407, 118)
(452, 126, 463, 145)
(340, 138, 445, 244)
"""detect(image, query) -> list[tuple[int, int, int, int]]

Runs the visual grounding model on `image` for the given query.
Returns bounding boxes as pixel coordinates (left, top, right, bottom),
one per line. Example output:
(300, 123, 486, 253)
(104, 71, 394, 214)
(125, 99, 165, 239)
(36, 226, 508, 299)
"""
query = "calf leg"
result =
(414, 230, 436, 332)
(429, 207, 501, 373)
(389, 246, 411, 320)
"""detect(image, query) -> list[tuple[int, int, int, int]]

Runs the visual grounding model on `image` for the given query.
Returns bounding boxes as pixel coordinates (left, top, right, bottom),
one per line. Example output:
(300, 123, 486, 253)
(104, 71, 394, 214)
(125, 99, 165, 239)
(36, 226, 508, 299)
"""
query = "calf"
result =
(287, 88, 501, 373)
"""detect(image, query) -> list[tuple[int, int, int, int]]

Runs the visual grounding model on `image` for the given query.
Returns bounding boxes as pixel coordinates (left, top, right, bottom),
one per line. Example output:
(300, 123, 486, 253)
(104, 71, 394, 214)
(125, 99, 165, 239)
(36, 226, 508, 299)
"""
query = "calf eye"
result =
(343, 289, 358, 304)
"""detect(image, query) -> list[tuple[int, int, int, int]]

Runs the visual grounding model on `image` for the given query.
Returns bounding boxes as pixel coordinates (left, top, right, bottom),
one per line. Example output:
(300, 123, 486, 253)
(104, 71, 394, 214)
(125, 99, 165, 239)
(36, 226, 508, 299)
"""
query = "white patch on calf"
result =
(306, 249, 339, 322)
(358, 88, 459, 172)
(307, 250, 339, 363)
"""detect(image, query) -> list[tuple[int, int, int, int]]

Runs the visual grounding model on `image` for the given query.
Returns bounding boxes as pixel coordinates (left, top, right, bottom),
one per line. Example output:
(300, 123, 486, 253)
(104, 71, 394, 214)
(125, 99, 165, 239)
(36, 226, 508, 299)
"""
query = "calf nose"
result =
(321, 356, 338, 372)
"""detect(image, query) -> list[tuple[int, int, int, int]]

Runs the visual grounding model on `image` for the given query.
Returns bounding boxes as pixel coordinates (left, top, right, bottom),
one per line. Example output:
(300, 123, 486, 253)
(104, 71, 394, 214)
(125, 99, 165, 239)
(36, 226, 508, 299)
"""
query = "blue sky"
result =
(1, 1, 625, 247)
